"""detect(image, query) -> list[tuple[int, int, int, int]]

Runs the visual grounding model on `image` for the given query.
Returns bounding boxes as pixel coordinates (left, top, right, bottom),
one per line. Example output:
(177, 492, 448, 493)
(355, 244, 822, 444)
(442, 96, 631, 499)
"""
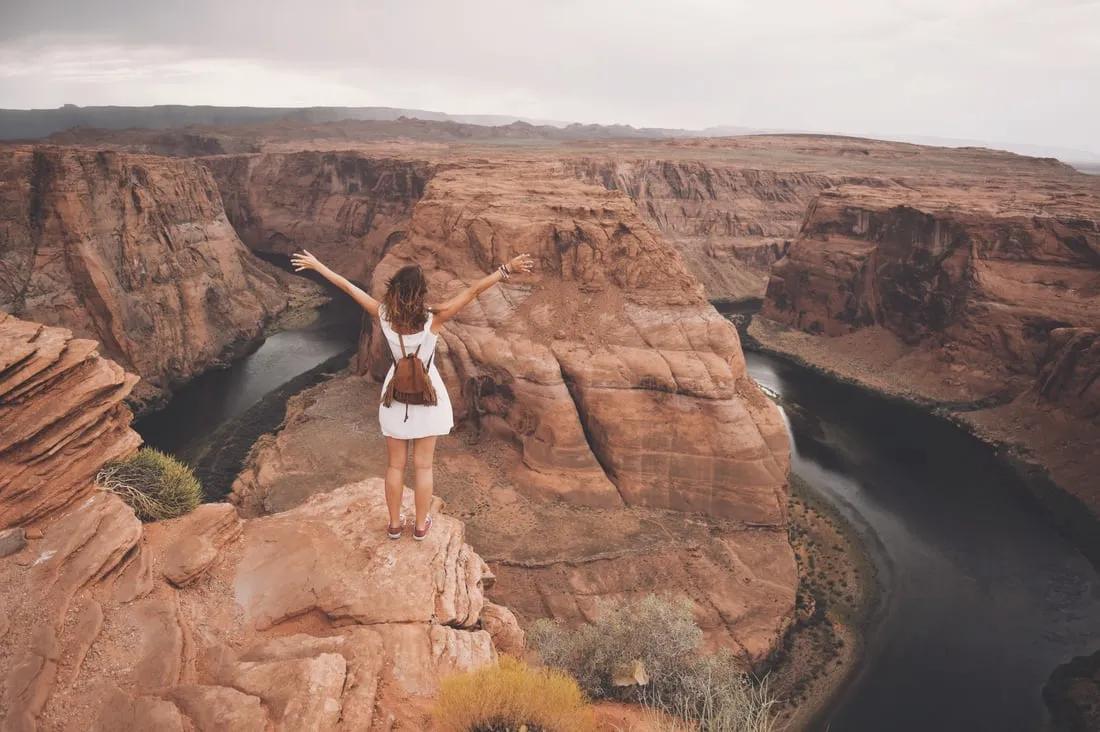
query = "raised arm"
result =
(430, 253, 535, 331)
(290, 250, 380, 317)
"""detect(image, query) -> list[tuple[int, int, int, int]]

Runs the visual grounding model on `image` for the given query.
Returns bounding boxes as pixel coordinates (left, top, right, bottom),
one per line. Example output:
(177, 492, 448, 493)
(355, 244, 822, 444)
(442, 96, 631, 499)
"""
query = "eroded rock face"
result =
(205, 151, 434, 282)
(2, 479, 506, 730)
(763, 185, 1100, 388)
(567, 158, 841, 301)
(359, 161, 790, 521)
(0, 314, 140, 528)
(1036, 327, 1100, 420)
(0, 146, 292, 411)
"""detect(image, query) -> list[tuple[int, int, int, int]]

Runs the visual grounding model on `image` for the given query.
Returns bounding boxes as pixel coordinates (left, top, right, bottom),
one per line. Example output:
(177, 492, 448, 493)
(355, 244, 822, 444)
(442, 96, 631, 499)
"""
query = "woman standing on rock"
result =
(290, 249, 535, 541)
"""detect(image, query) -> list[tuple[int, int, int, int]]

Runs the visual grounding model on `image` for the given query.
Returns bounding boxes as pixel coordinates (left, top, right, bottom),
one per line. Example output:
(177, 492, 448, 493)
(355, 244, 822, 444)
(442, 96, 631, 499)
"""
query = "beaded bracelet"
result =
(498, 263, 511, 280)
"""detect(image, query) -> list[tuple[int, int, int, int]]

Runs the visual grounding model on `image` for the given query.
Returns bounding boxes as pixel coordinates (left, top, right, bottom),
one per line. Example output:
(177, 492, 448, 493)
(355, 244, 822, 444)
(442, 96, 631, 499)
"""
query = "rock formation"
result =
(757, 180, 1100, 519)
(0, 315, 517, 731)
(0, 314, 140, 528)
(567, 158, 839, 301)
(229, 158, 798, 666)
(358, 160, 790, 520)
(0, 146, 293, 411)
(204, 151, 434, 282)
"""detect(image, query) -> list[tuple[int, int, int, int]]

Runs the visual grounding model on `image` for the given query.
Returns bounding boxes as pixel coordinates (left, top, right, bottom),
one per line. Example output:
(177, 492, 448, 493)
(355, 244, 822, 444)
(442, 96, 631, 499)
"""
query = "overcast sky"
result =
(1, 0, 1098, 153)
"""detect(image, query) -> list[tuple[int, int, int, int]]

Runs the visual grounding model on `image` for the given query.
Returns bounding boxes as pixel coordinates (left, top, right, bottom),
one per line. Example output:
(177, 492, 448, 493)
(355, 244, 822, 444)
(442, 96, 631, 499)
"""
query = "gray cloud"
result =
(1, 0, 1097, 153)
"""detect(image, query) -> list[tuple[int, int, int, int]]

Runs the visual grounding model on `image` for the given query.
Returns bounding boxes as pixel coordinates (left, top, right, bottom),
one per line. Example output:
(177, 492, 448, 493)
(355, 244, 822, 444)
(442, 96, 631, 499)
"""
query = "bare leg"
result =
(385, 437, 409, 528)
(412, 435, 438, 531)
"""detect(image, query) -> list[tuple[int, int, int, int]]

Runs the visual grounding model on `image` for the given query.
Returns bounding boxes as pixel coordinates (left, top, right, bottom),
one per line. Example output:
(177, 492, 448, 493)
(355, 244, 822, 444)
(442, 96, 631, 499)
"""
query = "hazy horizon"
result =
(2, 1, 1098, 156)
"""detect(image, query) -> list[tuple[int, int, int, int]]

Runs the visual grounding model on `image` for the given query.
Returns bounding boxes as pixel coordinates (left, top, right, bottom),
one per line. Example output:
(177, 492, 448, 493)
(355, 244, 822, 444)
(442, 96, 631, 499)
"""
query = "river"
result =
(135, 297, 360, 498)
(746, 350, 1100, 731)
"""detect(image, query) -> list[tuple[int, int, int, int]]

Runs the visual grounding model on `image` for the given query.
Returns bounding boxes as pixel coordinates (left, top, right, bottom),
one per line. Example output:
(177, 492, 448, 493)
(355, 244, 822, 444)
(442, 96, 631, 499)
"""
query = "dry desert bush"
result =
(433, 656, 597, 732)
(530, 595, 777, 732)
(96, 447, 202, 521)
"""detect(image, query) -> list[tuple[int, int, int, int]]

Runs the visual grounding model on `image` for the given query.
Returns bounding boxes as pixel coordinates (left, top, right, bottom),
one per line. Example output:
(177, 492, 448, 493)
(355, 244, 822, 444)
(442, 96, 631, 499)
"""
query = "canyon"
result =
(1, 115, 1098, 729)
(0, 147, 302, 413)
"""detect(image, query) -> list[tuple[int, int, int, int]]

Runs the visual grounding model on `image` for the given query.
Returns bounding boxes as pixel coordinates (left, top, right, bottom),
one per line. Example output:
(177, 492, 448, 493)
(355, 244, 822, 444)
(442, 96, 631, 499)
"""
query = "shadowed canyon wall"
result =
(763, 184, 1100, 393)
(0, 147, 292, 412)
(757, 181, 1100, 521)
(204, 152, 434, 282)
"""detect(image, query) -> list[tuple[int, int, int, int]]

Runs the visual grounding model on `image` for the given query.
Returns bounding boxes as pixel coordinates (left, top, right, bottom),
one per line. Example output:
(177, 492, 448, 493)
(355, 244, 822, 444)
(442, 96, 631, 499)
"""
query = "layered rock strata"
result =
(757, 182, 1100, 519)
(0, 314, 140, 528)
(566, 158, 841, 301)
(0, 146, 292, 411)
(204, 151, 434, 282)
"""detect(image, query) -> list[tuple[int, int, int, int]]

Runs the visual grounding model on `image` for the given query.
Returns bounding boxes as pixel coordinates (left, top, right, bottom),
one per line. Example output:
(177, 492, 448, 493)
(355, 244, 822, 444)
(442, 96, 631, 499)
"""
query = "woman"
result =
(290, 249, 535, 541)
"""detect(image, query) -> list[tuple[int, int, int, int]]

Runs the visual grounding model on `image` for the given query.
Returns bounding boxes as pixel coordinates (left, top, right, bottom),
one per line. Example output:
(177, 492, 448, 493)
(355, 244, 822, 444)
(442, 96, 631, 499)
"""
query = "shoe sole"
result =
(413, 517, 432, 541)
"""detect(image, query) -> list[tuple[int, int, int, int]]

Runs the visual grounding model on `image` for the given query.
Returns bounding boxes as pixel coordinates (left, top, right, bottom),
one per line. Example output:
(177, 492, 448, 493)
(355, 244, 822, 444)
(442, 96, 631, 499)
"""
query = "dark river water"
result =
(135, 297, 360, 497)
(746, 351, 1100, 731)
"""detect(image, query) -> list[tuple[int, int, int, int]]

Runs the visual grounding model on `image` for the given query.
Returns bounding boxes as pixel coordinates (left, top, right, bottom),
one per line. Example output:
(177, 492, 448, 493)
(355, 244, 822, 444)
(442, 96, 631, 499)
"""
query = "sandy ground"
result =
(766, 475, 879, 730)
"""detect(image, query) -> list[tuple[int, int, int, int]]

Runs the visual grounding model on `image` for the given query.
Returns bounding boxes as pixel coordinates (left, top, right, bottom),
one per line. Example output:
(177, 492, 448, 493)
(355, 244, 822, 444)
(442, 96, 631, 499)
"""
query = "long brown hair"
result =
(381, 265, 429, 332)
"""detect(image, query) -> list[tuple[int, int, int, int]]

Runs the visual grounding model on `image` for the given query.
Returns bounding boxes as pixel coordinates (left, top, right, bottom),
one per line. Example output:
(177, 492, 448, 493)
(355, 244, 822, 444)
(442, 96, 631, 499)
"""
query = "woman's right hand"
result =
(291, 250, 324, 273)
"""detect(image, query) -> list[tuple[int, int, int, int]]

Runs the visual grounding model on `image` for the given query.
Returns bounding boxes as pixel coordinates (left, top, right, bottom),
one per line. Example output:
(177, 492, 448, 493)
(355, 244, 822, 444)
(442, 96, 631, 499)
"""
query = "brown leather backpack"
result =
(382, 331, 438, 421)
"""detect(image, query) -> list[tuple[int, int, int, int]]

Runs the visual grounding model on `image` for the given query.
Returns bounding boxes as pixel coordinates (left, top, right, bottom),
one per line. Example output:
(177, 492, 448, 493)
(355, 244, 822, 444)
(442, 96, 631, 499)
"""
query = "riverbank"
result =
(767, 475, 880, 730)
(745, 316, 1100, 570)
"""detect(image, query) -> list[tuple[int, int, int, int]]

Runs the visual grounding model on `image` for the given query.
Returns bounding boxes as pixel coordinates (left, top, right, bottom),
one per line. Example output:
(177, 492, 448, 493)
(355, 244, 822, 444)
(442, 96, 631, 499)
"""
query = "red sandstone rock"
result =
(0, 321, 514, 730)
(160, 503, 242, 587)
(480, 601, 526, 656)
(567, 158, 839, 301)
(0, 313, 140, 528)
(204, 151, 433, 283)
(360, 161, 790, 520)
(0, 146, 294, 410)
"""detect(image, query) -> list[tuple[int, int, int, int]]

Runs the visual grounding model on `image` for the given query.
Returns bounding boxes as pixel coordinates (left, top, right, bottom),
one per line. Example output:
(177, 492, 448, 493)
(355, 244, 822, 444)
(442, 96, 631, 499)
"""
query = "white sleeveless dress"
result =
(378, 312, 454, 439)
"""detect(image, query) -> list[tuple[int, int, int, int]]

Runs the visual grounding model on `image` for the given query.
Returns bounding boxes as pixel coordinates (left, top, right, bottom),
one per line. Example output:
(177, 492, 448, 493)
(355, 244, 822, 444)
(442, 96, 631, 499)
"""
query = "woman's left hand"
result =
(291, 250, 323, 273)
(508, 253, 535, 275)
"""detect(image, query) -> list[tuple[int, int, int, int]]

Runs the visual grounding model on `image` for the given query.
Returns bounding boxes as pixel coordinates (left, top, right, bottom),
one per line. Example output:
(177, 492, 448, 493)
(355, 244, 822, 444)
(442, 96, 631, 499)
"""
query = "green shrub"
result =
(529, 595, 776, 732)
(432, 656, 597, 732)
(96, 447, 202, 521)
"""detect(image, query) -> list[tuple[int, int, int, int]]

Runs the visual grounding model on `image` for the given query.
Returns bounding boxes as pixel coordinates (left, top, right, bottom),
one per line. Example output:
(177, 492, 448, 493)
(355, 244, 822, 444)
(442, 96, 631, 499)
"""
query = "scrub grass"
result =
(96, 447, 202, 521)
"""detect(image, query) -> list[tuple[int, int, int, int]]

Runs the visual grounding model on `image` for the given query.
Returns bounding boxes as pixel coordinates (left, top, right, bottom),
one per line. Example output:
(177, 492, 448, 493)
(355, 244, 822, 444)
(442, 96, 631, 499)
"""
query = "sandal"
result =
(387, 515, 406, 540)
(413, 515, 433, 542)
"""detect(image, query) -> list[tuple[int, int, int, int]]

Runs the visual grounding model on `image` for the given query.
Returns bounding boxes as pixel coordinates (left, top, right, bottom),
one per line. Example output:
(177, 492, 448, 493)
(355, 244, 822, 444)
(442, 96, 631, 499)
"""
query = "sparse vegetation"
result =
(95, 447, 202, 521)
(432, 656, 597, 732)
(529, 595, 777, 732)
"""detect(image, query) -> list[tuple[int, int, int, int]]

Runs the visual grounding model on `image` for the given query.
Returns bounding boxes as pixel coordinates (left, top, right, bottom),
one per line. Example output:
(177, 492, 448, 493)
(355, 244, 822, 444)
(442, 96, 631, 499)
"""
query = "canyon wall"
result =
(763, 185, 1100, 390)
(0, 146, 292, 411)
(757, 182, 1100, 521)
(204, 151, 434, 282)
(358, 160, 791, 520)
(0, 314, 517, 731)
(566, 158, 841, 301)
